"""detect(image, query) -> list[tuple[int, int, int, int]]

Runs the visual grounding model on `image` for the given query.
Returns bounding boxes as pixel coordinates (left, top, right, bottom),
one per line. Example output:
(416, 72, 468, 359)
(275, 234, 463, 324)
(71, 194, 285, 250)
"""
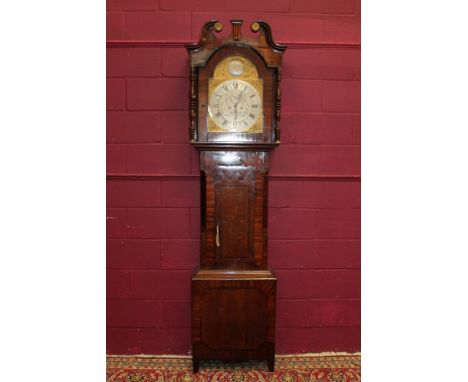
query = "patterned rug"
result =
(107, 354, 361, 382)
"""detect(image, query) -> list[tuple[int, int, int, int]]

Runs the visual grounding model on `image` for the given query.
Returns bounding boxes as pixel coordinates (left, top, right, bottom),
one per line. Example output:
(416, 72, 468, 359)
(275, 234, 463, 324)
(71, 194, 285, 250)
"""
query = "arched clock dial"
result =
(208, 79, 262, 132)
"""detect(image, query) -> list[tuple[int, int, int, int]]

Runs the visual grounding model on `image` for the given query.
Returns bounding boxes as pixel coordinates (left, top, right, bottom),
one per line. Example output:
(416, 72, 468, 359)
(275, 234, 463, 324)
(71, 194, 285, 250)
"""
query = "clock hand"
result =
(236, 88, 247, 102)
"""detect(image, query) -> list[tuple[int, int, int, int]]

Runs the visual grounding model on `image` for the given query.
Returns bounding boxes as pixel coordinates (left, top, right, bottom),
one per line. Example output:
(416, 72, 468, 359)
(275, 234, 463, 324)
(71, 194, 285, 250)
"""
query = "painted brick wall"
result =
(106, 0, 361, 355)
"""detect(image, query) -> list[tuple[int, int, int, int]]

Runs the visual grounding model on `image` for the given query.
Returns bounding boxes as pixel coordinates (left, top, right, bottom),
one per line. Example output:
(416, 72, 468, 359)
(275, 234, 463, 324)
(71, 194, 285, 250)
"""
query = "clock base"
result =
(191, 269, 276, 372)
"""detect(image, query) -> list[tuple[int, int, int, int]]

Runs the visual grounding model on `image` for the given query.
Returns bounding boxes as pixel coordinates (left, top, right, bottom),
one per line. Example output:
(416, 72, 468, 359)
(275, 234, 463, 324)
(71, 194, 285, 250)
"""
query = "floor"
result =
(106, 353, 361, 382)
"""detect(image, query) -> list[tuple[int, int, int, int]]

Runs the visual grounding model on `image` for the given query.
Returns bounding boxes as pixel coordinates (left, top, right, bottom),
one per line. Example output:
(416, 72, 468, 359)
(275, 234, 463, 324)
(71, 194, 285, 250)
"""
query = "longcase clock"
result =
(186, 19, 286, 372)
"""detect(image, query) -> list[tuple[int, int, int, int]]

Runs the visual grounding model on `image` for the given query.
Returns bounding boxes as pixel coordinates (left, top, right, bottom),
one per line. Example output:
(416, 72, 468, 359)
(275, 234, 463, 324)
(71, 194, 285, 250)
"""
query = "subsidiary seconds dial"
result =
(208, 79, 262, 132)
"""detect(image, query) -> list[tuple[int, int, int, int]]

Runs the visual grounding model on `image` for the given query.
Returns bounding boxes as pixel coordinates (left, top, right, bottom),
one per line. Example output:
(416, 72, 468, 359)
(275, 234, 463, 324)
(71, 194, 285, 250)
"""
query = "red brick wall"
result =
(107, 0, 360, 354)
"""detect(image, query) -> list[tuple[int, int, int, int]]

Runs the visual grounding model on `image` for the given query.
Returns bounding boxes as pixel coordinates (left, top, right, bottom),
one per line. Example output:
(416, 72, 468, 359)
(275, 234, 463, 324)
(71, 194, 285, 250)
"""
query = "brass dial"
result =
(208, 79, 262, 132)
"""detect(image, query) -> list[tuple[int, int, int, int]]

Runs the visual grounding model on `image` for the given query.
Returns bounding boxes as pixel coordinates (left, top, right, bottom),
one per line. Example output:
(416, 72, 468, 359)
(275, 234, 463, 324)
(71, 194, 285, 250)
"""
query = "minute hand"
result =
(236, 87, 248, 102)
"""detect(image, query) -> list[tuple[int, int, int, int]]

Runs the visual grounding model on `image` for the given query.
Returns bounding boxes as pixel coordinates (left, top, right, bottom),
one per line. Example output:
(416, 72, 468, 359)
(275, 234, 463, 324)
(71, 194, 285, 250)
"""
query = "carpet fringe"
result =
(107, 351, 360, 359)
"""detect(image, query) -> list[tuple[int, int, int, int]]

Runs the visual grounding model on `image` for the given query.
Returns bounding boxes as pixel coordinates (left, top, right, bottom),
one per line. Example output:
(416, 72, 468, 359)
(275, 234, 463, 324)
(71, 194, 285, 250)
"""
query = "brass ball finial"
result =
(251, 22, 260, 32)
(214, 22, 223, 32)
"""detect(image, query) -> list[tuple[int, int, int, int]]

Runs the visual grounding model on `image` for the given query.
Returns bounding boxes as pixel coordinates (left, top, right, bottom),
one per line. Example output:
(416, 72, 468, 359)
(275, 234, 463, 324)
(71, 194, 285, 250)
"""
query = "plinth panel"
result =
(201, 288, 267, 350)
(192, 270, 276, 372)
